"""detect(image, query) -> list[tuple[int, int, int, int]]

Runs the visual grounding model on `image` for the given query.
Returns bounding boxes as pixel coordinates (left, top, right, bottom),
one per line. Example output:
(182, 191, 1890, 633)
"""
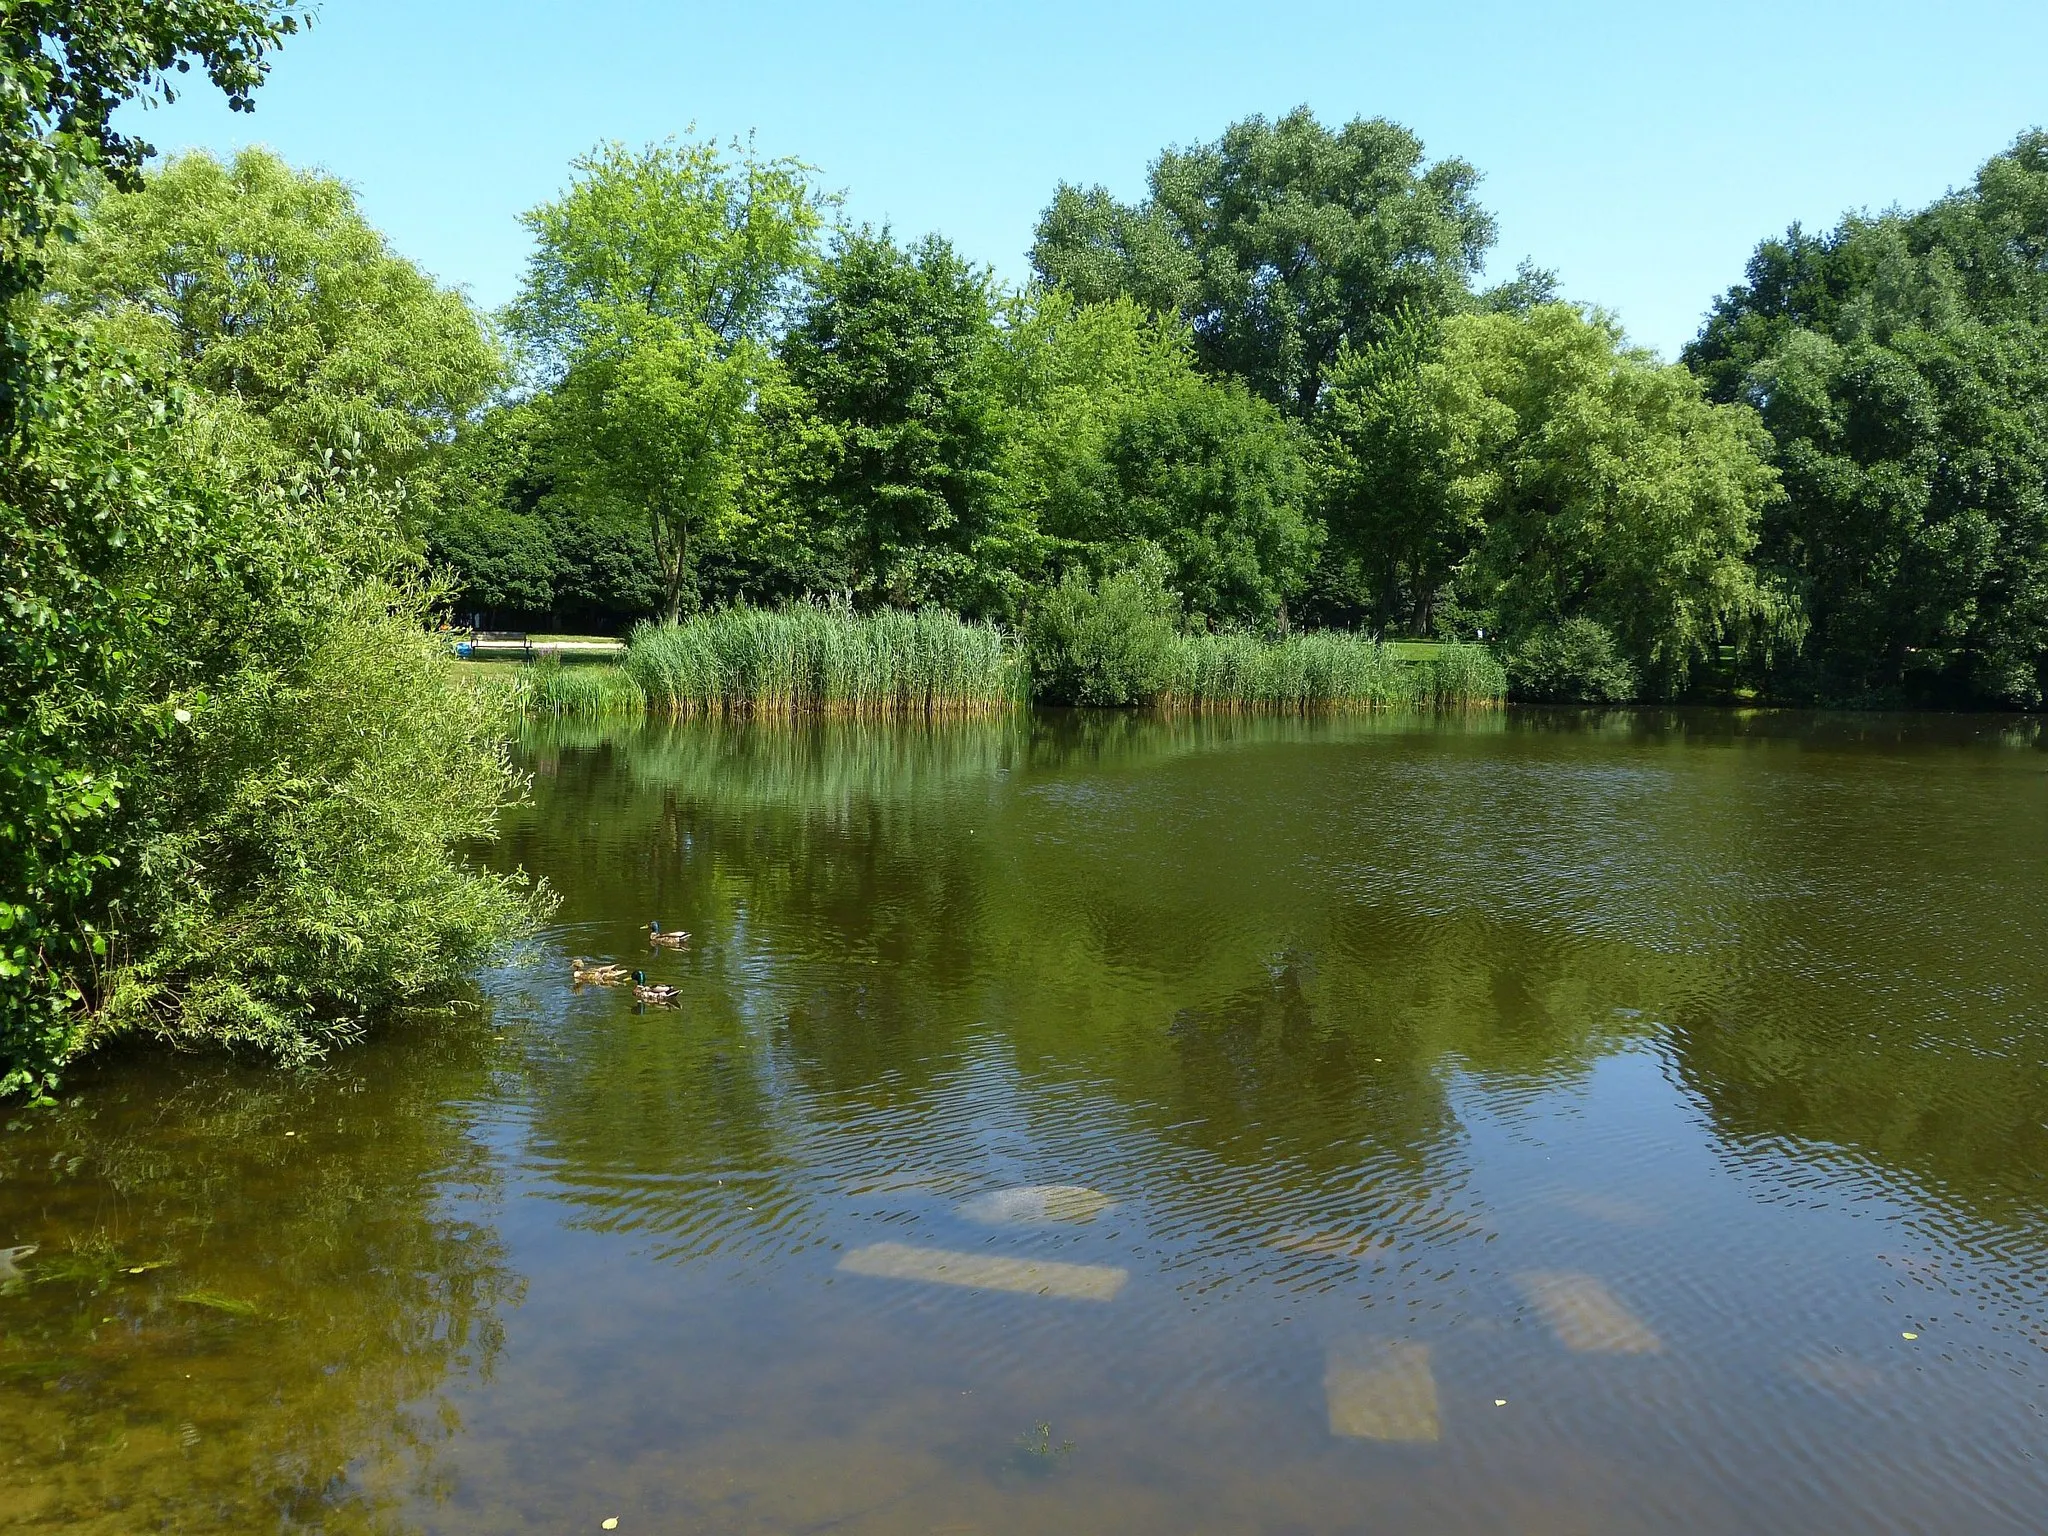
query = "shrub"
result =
(1025, 562, 1183, 706)
(1025, 560, 1506, 710)
(98, 579, 548, 1061)
(1, 324, 546, 1096)
(1507, 618, 1640, 703)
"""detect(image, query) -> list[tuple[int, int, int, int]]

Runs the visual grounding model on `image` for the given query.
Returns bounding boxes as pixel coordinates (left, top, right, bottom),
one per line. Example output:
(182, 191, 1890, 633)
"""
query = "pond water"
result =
(5, 709, 2048, 1533)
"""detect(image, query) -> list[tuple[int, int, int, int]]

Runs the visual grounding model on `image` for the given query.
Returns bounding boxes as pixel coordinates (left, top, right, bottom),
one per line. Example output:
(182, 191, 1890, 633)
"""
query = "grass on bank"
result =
(626, 604, 1019, 716)
(1162, 631, 1504, 710)
(478, 603, 1505, 718)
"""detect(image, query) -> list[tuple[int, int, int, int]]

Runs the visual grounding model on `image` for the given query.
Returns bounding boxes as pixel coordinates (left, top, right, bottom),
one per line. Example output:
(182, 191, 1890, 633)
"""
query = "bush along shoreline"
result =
(483, 598, 1505, 717)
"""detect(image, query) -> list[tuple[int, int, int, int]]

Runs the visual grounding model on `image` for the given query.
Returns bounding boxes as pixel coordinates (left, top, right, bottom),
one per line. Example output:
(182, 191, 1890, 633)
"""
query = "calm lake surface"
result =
(6, 709, 2048, 1533)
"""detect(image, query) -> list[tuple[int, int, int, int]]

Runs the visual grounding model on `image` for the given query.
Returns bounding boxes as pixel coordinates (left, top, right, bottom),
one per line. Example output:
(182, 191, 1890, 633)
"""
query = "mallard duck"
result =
(571, 957, 629, 986)
(648, 922, 690, 948)
(632, 971, 680, 1004)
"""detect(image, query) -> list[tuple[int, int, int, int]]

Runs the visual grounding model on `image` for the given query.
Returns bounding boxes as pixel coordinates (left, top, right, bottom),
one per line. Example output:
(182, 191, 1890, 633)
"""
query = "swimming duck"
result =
(648, 922, 690, 948)
(571, 957, 630, 985)
(633, 970, 680, 1004)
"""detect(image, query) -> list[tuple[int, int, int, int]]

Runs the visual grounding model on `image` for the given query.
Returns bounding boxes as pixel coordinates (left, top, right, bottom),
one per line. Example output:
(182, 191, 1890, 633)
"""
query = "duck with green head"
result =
(649, 922, 689, 949)
(633, 971, 680, 1004)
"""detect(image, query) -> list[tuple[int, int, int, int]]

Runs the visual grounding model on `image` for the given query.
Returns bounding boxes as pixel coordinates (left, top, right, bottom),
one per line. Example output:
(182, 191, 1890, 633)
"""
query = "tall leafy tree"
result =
(0, 1, 304, 424)
(1, 1, 303, 1090)
(51, 147, 502, 477)
(780, 228, 1012, 612)
(506, 136, 829, 618)
(1311, 307, 1474, 633)
(1030, 108, 1495, 417)
(1089, 378, 1318, 628)
(1324, 304, 1791, 694)
(1686, 133, 2048, 705)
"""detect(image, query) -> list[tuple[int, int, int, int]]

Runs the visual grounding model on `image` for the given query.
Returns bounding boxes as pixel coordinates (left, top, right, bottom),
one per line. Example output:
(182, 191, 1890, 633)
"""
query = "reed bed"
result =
(626, 604, 1019, 716)
(522, 655, 648, 716)
(1158, 633, 1504, 711)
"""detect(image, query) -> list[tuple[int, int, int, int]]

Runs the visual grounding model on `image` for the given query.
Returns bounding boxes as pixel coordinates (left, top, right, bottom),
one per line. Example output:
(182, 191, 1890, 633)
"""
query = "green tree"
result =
(2, 0, 302, 1092)
(1325, 305, 1790, 696)
(0, 0, 304, 424)
(2, 5, 543, 1096)
(1030, 108, 1494, 417)
(991, 288, 1315, 627)
(50, 148, 502, 476)
(1092, 378, 1318, 628)
(1686, 133, 2048, 705)
(989, 287, 1197, 585)
(1312, 307, 1475, 633)
(507, 137, 829, 619)
(780, 228, 1014, 612)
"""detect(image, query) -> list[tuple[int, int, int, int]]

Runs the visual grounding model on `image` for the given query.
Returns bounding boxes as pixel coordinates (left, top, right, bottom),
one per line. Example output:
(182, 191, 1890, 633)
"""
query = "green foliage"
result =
(50, 148, 503, 477)
(0, 5, 548, 1095)
(1024, 558, 1500, 708)
(1685, 133, 2048, 705)
(1093, 377, 1319, 626)
(991, 290, 1318, 628)
(0, 0, 303, 422)
(1031, 108, 1495, 416)
(100, 571, 546, 1060)
(519, 657, 648, 717)
(626, 604, 1017, 716)
(419, 397, 664, 629)
(1505, 617, 1641, 703)
(507, 136, 831, 620)
(0, 326, 197, 1092)
(1, 318, 543, 1093)
(781, 227, 1014, 611)
(1025, 560, 1185, 706)
(1312, 306, 1476, 632)
(1321, 304, 1793, 694)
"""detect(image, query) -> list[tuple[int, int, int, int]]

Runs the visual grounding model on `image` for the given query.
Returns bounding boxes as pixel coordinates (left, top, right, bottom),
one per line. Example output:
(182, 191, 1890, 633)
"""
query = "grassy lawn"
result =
(1382, 640, 1450, 661)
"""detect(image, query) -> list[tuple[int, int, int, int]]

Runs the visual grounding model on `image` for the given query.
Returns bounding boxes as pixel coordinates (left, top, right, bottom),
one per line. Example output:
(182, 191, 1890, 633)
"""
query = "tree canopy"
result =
(51, 148, 502, 476)
(1030, 108, 1495, 417)
(1685, 132, 2048, 705)
(506, 136, 830, 619)
(1322, 304, 1792, 693)
(781, 228, 1013, 612)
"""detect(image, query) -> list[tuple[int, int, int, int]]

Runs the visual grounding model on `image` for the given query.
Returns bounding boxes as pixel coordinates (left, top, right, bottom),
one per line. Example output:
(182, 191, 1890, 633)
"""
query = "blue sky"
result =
(116, 0, 2047, 358)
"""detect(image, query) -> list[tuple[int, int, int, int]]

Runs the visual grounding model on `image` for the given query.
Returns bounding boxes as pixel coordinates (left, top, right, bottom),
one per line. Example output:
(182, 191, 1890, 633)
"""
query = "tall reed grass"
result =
(521, 655, 648, 716)
(1158, 633, 1504, 710)
(626, 604, 1019, 716)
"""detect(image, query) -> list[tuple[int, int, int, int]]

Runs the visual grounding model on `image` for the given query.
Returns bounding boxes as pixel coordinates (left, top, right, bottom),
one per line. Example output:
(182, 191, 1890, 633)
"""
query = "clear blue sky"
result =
(117, 0, 2047, 358)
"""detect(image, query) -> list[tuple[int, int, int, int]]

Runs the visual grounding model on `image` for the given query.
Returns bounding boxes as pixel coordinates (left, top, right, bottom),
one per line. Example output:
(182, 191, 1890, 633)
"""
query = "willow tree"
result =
(1321, 304, 1796, 696)
(507, 137, 830, 619)
(50, 148, 502, 478)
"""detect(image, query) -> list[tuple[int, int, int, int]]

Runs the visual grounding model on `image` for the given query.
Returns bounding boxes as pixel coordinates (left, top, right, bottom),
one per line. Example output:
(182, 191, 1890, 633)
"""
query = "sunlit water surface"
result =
(5, 709, 2048, 1533)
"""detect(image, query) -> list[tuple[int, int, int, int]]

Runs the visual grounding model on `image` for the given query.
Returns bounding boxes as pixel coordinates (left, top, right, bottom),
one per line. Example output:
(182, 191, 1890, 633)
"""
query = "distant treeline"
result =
(419, 116, 2046, 711)
(52, 115, 2048, 709)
